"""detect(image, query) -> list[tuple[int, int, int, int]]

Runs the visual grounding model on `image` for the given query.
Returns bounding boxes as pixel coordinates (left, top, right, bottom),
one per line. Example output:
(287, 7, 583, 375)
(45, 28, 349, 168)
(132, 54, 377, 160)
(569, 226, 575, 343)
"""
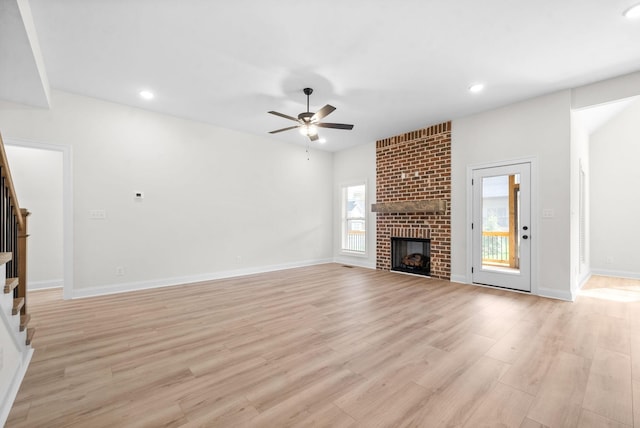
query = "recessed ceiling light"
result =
(624, 3, 640, 18)
(139, 90, 154, 100)
(469, 83, 484, 93)
(318, 138, 327, 144)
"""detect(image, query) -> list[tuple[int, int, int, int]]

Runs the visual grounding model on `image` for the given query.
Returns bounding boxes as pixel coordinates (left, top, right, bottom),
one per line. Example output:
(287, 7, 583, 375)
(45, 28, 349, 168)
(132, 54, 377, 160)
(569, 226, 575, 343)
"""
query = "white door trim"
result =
(5, 137, 74, 299)
(466, 157, 538, 296)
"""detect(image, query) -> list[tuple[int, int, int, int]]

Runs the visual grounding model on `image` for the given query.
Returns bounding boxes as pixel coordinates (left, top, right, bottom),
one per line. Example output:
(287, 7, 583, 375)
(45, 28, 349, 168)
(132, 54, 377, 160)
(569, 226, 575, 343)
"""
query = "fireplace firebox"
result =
(391, 237, 431, 277)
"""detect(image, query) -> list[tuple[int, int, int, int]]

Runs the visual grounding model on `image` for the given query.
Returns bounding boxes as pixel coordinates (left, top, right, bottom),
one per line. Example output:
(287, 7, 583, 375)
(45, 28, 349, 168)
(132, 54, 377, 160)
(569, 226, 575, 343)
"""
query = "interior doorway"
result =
(5, 138, 73, 298)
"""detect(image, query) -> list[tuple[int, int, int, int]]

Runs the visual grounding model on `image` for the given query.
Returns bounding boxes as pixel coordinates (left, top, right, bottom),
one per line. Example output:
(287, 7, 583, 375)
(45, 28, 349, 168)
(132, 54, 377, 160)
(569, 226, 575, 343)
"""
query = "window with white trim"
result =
(341, 183, 366, 253)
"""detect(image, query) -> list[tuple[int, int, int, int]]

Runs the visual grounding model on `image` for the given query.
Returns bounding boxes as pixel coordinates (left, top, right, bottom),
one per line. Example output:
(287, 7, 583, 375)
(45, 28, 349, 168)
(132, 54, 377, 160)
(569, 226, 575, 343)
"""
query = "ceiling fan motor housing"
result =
(298, 112, 314, 122)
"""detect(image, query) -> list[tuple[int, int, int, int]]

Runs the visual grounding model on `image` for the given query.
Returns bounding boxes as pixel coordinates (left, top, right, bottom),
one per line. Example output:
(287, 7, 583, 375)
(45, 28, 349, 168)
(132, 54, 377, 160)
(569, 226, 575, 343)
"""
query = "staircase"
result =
(0, 132, 33, 426)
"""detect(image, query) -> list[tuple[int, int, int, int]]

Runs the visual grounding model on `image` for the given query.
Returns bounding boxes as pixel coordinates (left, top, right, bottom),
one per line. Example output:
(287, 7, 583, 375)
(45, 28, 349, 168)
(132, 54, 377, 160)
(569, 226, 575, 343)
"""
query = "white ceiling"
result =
(2, 0, 640, 151)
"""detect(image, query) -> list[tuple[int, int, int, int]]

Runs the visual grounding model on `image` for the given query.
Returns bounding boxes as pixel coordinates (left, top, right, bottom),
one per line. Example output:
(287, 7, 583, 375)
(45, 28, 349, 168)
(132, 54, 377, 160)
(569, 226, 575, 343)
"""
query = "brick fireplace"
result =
(373, 121, 451, 279)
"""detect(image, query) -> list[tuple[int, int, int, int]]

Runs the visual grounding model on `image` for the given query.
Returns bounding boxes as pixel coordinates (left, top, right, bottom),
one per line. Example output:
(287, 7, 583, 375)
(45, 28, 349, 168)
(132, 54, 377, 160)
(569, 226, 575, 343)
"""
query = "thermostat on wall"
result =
(134, 191, 144, 200)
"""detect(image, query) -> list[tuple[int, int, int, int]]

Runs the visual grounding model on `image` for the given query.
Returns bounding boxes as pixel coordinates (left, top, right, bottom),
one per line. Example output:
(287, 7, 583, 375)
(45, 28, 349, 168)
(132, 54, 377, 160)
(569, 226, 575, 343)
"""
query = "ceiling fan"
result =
(268, 88, 354, 141)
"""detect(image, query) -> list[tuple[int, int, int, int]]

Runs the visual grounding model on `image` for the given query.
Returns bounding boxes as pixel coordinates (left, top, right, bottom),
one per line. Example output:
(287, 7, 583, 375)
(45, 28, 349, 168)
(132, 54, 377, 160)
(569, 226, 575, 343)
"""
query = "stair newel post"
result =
(18, 208, 29, 316)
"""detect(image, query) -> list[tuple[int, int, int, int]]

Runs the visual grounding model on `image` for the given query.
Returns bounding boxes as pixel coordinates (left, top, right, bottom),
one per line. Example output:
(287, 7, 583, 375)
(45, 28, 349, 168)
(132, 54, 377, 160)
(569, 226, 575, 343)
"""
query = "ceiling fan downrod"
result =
(303, 87, 313, 113)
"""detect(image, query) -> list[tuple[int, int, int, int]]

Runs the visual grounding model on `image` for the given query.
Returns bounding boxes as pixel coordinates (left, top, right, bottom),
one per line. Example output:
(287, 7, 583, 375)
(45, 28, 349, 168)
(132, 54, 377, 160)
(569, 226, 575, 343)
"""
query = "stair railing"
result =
(0, 132, 29, 316)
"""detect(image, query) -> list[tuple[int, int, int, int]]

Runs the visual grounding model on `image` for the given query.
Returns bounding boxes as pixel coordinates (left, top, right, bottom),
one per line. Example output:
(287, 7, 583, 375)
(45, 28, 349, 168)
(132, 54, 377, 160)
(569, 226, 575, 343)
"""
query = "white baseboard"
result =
(70, 258, 334, 299)
(333, 256, 375, 269)
(29, 279, 63, 290)
(591, 269, 640, 280)
(449, 274, 468, 284)
(538, 287, 574, 302)
(0, 347, 33, 428)
(448, 274, 574, 301)
(578, 272, 592, 290)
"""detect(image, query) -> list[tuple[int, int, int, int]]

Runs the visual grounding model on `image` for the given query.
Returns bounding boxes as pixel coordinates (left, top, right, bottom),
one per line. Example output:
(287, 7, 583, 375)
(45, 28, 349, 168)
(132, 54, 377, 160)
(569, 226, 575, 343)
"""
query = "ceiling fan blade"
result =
(316, 122, 354, 130)
(269, 125, 300, 134)
(268, 111, 300, 122)
(309, 133, 320, 142)
(311, 105, 336, 122)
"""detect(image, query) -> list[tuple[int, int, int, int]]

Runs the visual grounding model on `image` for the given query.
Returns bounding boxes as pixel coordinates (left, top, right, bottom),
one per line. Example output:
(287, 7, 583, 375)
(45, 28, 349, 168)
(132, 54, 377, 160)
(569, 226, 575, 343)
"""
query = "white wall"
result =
(5, 145, 63, 289)
(333, 141, 376, 268)
(590, 99, 640, 278)
(0, 90, 334, 297)
(0, 263, 32, 427)
(451, 91, 573, 300)
(0, 291, 21, 425)
(0, 310, 21, 426)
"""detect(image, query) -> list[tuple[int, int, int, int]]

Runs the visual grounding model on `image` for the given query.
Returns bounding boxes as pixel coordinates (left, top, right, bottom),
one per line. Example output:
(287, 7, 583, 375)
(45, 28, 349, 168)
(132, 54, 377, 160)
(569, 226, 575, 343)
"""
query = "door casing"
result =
(466, 157, 538, 295)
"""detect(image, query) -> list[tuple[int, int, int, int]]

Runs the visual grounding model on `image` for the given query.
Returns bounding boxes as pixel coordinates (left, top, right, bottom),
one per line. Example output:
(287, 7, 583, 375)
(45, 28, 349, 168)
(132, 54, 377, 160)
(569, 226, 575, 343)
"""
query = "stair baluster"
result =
(0, 131, 32, 343)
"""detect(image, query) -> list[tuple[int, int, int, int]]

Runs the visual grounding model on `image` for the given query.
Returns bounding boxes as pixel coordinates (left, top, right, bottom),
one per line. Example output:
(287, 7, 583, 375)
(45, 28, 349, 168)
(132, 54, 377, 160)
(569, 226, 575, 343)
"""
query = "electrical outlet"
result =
(115, 266, 125, 276)
(89, 209, 107, 219)
(605, 257, 613, 265)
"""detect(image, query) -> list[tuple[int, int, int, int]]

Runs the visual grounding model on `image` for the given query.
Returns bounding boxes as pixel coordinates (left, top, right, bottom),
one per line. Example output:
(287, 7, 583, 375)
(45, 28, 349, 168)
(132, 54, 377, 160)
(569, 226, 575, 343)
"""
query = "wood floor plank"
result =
(333, 360, 434, 420)
(245, 368, 362, 427)
(594, 313, 631, 355)
(413, 333, 497, 393)
(6, 266, 640, 427)
(498, 333, 563, 396)
(354, 381, 433, 428)
(462, 382, 535, 428)
(582, 347, 633, 426)
(397, 356, 509, 427)
(526, 350, 590, 427)
(578, 409, 632, 428)
(630, 332, 640, 382)
(519, 418, 549, 428)
(485, 319, 540, 363)
(633, 379, 640, 428)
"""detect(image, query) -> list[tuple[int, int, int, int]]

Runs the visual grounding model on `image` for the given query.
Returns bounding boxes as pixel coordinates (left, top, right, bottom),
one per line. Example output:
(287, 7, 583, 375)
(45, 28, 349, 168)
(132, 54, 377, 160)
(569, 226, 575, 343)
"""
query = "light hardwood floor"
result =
(6, 264, 640, 427)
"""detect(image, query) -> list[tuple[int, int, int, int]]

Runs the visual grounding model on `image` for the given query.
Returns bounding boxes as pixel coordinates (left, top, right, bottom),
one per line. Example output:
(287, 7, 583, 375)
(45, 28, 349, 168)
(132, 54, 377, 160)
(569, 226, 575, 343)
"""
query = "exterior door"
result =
(472, 162, 531, 292)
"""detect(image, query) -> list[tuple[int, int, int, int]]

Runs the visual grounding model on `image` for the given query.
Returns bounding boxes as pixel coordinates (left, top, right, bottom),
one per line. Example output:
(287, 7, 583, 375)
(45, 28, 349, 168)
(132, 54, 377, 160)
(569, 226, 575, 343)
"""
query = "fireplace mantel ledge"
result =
(371, 199, 447, 214)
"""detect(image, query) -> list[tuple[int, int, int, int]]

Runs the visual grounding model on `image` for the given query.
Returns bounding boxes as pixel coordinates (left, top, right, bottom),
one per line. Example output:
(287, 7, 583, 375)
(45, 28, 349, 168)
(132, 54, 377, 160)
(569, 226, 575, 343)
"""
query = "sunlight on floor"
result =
(579, 287, 640, 302)
(579, 275, 640, 302)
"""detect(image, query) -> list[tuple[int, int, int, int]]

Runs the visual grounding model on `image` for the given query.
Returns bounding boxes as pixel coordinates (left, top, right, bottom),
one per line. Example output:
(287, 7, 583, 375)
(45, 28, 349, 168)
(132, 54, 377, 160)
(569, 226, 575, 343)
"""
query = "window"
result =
(341, 183, 366, 253)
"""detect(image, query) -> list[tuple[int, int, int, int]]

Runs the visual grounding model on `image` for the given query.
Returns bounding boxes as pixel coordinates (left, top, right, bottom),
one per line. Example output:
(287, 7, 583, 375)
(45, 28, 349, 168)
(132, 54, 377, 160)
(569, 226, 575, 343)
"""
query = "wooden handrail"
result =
(482, 230, 509, 237)
(0, 133, 24, 231)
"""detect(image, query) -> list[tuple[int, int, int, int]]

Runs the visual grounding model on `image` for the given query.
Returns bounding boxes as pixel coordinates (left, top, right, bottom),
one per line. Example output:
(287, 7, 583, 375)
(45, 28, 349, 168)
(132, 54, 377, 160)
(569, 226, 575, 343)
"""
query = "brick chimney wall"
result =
(375, 121, 451, 279)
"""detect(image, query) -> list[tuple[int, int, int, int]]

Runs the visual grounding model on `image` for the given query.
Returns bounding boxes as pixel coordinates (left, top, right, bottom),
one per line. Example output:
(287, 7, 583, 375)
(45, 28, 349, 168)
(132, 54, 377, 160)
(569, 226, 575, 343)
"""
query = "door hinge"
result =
(472, 267, 474, 273)
(472, 179, 474, 185)
(471, 223, 474, 229)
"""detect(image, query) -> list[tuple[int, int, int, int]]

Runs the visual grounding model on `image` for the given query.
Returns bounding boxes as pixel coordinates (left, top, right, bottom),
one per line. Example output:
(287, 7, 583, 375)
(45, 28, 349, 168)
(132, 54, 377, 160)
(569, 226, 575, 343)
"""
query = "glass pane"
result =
(343, 184, 366, 252)
(481, 174, 519, 272)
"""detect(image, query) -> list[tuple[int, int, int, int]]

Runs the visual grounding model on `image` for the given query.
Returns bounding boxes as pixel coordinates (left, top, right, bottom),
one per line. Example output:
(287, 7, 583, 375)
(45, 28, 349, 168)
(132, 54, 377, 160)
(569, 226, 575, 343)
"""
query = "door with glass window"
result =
(472, 163, 531, 292)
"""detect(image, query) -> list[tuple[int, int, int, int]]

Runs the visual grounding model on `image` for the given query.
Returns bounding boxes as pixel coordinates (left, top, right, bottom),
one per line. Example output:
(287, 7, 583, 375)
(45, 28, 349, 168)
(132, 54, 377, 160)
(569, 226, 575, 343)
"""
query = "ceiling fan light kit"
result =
(268, 87, 354, 142)
(624, 3, 640, 18)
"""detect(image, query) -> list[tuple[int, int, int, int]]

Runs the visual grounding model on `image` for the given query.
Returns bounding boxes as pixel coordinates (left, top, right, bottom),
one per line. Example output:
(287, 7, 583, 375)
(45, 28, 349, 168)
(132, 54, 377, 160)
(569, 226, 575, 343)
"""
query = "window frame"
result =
(339, 181, 367, 256)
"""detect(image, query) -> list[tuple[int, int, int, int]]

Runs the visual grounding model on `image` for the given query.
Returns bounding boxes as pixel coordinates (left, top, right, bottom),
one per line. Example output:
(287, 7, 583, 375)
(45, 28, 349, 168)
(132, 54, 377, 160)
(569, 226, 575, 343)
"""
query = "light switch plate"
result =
(542, 209, 555, 218)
